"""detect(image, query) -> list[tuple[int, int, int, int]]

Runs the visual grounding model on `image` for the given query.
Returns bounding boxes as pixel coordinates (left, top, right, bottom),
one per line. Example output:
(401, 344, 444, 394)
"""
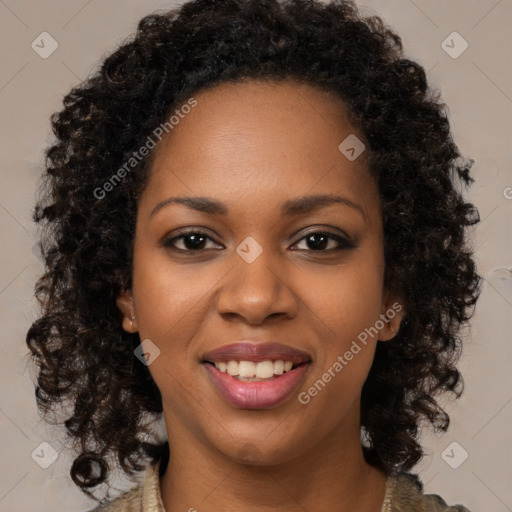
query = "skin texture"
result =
(117, 79, 404, 511)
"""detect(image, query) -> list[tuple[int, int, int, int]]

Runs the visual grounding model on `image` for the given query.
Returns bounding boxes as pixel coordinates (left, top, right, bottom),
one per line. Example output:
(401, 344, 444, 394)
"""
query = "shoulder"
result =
(86, 460, 164, 512)
(86, 485, 143, 512)
(385, 473, 472, 512)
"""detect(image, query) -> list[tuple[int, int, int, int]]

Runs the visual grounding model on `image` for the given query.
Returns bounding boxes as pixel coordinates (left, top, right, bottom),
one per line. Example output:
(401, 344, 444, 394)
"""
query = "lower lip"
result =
(203, 363, 310, 409)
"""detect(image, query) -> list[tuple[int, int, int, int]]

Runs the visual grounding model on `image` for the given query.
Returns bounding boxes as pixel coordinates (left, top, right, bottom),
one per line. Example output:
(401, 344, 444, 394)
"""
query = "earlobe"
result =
(116, 288, 138, 333)
(378, 290, 406, 342)
(379, 321, 398, 342)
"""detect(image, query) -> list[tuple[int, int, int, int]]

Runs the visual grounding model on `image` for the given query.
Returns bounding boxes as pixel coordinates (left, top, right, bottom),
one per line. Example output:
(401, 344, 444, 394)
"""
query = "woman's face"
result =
(118, 79, 402, 465)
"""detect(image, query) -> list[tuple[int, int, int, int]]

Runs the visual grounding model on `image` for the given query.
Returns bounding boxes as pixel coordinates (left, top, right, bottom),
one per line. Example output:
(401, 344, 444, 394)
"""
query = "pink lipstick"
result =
(202, 342, 311, 409)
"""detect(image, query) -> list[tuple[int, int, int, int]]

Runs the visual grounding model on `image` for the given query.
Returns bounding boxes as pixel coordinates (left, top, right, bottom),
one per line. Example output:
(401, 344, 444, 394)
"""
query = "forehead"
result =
(140, 78, 378, 219)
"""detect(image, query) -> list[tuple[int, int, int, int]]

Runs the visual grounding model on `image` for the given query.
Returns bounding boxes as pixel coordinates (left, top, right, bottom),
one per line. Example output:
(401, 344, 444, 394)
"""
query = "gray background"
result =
(0, 0, 511, 511)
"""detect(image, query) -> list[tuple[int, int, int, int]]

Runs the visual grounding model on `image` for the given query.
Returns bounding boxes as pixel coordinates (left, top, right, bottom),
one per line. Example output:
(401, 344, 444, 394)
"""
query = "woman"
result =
(26, 0, 481, 510)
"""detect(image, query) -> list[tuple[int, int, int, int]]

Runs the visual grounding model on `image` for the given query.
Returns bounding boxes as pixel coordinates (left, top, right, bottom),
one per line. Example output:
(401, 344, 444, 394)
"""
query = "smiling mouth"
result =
(202, 359, 312, 409)
(203, 359, 310, 382)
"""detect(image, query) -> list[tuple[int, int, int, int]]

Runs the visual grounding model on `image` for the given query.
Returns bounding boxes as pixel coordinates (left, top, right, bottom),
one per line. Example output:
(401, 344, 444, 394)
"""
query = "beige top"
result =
(89, 460, 471, 511)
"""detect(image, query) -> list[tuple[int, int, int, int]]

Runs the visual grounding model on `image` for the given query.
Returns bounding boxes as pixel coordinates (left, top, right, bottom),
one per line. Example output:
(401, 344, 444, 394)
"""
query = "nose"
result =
(215, 247, 299, 325)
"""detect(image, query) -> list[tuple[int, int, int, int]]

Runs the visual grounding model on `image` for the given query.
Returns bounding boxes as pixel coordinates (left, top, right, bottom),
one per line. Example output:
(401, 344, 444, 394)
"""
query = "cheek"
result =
(306, 256, 385, 338)
(312, 274, 382, 326)
(302, 280, 382, 416)
(302, 254, 384, 397)
(130, 251, 209, 409)
(131, 246, 214, 340)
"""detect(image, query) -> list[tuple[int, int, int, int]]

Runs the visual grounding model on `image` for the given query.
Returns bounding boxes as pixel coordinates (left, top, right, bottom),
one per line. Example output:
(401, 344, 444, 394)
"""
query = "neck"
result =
(159, 415, 387, 512)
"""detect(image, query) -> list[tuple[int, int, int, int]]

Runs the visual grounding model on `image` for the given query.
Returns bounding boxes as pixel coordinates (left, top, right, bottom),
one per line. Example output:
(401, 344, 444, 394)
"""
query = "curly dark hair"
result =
(26, 0, 481, 502)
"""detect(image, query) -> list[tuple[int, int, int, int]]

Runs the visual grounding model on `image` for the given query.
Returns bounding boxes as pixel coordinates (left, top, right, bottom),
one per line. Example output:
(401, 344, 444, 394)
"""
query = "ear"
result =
(377, 288, 406, 342)
(116, 288, 138, 333)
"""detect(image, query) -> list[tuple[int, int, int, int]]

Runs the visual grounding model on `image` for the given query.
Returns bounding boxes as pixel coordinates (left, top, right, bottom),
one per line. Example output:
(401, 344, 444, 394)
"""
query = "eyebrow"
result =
(149, 193, 366, 220)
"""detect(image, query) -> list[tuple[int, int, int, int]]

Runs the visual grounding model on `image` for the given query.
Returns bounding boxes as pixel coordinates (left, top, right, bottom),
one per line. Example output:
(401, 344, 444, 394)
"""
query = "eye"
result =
(162, 230, 223, 252)
(291, 231, 355, 252)
(162, 229, 355, 253)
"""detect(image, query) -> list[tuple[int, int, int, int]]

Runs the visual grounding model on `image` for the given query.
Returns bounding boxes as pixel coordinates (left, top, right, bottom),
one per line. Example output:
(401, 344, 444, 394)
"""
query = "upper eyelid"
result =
(163, 229, 222, 245)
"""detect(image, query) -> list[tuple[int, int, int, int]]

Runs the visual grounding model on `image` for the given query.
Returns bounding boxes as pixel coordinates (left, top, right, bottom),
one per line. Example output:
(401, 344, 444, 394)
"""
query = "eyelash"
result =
(162, 229, 355, 253)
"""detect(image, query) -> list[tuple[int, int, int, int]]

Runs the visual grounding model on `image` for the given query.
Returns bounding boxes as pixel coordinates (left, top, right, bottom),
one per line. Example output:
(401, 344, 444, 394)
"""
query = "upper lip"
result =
(202, 342, 312, 365)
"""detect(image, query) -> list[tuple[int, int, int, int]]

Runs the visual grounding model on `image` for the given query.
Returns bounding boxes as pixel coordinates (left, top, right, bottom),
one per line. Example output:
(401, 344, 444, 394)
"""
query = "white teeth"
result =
(226, 360, 239, 376)
(238, 361, 256, 377)
(213, 359, 297, 378)
(273, 360, 284, 375)
(255, 360, 274, 379)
